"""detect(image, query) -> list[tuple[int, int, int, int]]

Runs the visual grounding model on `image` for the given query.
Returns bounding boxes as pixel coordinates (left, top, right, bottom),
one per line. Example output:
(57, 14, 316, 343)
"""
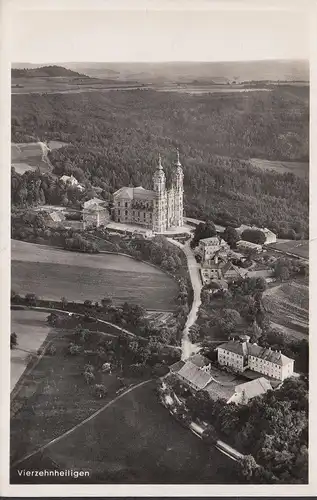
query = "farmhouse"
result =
(200, 259, 248, 286)
(196, 236, 230, 264)
(42, 210, 66, 228)
(216, 337, 294, 381)
(113, 151, 184, 233)
(169, 354, 273, 404)
(83, 198, 110, 228)
(60, 175, 78, 186)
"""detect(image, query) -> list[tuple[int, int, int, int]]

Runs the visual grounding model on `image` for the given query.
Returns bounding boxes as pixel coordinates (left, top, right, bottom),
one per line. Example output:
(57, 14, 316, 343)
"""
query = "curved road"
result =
(167, 239, 202, 359)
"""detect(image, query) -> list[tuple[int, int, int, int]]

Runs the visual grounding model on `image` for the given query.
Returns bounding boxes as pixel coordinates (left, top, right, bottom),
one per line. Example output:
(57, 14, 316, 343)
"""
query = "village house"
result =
(236, 240, 263, 253)
(216, 337, 294, 381)
(236, 225, 277, 244)
(196, 236, 230, 264)
(168, 354, 273, 404)
(200, 259, 248, 286)
(60, 175, 85, 191)
(82, 198, 110, 228)
(42, 210, 66, 228)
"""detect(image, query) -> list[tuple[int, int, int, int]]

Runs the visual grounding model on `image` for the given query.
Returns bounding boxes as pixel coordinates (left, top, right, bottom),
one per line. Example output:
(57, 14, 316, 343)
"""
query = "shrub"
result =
(94, 384, 108, 398)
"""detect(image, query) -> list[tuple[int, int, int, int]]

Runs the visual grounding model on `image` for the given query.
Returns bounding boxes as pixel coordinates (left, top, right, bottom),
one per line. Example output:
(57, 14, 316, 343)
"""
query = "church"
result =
(112, 151, 184, 233)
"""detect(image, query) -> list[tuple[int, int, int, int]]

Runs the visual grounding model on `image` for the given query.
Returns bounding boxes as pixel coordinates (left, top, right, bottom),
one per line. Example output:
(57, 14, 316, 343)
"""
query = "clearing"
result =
(12, 382, 235, 484)
(250, 158, 308, 179)
(11, 141, 67, 174)
(11, 240, 178, 310)
(263, 281, 309, 341)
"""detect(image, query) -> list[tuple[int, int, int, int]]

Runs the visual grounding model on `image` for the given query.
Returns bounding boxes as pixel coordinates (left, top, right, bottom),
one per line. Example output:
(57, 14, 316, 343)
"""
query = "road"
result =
(167, 238, 202, 359)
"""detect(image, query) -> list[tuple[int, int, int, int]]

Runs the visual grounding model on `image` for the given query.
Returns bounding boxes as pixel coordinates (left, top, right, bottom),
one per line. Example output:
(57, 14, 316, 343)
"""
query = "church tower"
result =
(172, 149, 184, 227)
(152, 154, 167, 233)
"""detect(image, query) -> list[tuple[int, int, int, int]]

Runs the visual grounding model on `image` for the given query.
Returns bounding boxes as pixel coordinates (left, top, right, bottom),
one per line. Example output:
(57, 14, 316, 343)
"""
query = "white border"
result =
(1, 0, 316, 496)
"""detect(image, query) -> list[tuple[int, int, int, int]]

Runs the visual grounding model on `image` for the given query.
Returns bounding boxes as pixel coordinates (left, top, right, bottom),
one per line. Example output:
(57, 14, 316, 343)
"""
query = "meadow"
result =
(11, 141, 67, 174)
(10, 323, 137, 465)
(250, 158, 309, 179)
(11, 240, 178, 310)
(16, 382, 234, 484)
(268, 239, 309, 259)
(263, 281, 309, 341)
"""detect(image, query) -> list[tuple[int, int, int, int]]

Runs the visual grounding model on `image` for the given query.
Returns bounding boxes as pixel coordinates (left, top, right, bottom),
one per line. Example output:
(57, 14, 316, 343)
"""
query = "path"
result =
(11, 378, 153, 469)
(167, 238, 202, 359)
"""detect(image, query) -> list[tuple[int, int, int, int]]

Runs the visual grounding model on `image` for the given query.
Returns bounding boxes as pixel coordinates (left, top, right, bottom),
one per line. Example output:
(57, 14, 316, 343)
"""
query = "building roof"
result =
(248, 343, 293, 366)
(217, 340, 294, 366)
(46, 211, 64, 222)
(170, 360, 185, 372)
(60, 174, 78, 183)
(83, 197, 105, 208)
(228, 377, 272, 404)
(216, 340, 248, 357)
(200, 236, 221, 246)
(113, 186, 156, 201)
(178, 361, 212, 390)
(236, 240, 262, 250)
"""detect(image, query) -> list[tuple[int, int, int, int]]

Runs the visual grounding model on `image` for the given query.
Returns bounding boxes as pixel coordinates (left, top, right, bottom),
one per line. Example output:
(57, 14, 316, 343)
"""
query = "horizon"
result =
(13, 58, 310, 65)
(10, 8, 309, 63)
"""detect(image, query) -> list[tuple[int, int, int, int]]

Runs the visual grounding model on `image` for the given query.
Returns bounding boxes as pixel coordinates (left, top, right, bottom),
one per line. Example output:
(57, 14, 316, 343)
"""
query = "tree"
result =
(10, 332, 18, 349)
(241, 229, 266, 245)
(191, 221, 217, 247)
(94, 384, 108, 398)
(238, 454, 258, 481)
(202, 425, 218, 444)
(101, 297, 112, 309)
(60, 296, 68, 309)
(47, 343, 56, 355)
(84, 370, 95, 384)
(68, 342, 81, 355)
(84, 363, 94, 374)
(25, 293, 38, 307)
(223, 226, 240, 248)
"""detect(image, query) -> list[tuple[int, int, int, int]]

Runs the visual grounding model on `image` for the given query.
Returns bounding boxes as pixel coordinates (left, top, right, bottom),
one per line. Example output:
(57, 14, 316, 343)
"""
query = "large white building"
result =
(196, 236, 230, 264)
(112, 151, 184, 233)
(216, 338, 294, 381)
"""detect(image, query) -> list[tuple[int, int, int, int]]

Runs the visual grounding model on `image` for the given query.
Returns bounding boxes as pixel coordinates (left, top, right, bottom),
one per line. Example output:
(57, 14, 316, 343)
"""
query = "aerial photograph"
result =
(9, 2, 309, 486)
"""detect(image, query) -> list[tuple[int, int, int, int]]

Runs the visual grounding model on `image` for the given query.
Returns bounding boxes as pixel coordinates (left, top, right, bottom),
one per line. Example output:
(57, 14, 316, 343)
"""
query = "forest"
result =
(11, 87, 309, 237)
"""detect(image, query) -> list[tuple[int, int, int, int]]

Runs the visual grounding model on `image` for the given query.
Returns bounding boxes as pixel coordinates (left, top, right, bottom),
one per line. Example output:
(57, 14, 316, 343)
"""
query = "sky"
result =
(9, 2, 310, 63)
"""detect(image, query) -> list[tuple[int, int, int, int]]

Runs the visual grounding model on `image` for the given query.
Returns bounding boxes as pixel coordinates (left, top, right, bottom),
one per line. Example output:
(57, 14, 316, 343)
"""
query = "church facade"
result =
(112, 151, 184, 233)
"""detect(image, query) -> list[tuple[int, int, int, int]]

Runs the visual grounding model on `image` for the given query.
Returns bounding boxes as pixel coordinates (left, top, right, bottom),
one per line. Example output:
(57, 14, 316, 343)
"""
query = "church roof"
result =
(113, 186, 156, 201)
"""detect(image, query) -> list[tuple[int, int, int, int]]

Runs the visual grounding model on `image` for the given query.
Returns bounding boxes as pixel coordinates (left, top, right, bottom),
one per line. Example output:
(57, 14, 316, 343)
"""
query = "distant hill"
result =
(60, 59, 309, 84)
(11, 65, 89, 78)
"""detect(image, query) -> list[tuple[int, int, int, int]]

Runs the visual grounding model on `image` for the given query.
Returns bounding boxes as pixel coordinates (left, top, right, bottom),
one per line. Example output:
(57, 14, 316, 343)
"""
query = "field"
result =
(263, 281, 309, 341)
(10, 320, 143, 466)
(12, 382, 234, 484)
(267, 239, 309, 259)
(11, 240, 178, 310)
(11, 309, 52, 391)
(11, 141, 67, 174)
(250, 158, 309, 179)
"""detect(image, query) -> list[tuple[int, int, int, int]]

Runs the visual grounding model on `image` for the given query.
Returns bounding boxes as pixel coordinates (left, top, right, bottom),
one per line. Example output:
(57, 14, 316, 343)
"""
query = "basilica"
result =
(113, 151, 184, 233)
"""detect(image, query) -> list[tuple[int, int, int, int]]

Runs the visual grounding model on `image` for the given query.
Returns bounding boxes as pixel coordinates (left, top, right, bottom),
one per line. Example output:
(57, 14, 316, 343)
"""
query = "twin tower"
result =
(152, 150, 184, 233)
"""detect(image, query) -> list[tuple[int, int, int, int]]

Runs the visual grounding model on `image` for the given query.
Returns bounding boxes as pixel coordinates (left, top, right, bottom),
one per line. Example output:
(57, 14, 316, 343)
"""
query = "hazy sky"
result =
(10, 3, 310, 63)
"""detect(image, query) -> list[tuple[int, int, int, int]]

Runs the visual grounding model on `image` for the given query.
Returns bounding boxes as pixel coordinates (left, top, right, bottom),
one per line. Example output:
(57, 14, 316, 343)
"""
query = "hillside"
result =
(11, 87, 309, 238)
(61, 60, 309, 83)
(11, 65, 88, 79)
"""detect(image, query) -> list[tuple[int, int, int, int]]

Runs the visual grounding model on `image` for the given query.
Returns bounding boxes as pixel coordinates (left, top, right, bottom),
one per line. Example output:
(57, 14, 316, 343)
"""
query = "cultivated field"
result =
(267, 239, 309, 259)
(11, 141, 67, 174)
(250, 158, 309, 179)
(28, 382, 234, 484)
(11, 309, 52, 391)
(11, 240, 178, 310)
(263, 281, 309, 341)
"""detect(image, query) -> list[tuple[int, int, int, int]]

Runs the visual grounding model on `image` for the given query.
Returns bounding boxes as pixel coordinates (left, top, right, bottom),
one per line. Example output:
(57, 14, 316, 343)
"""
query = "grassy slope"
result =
(36, 382, 234, 484)
(11, 240, 178, 310)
